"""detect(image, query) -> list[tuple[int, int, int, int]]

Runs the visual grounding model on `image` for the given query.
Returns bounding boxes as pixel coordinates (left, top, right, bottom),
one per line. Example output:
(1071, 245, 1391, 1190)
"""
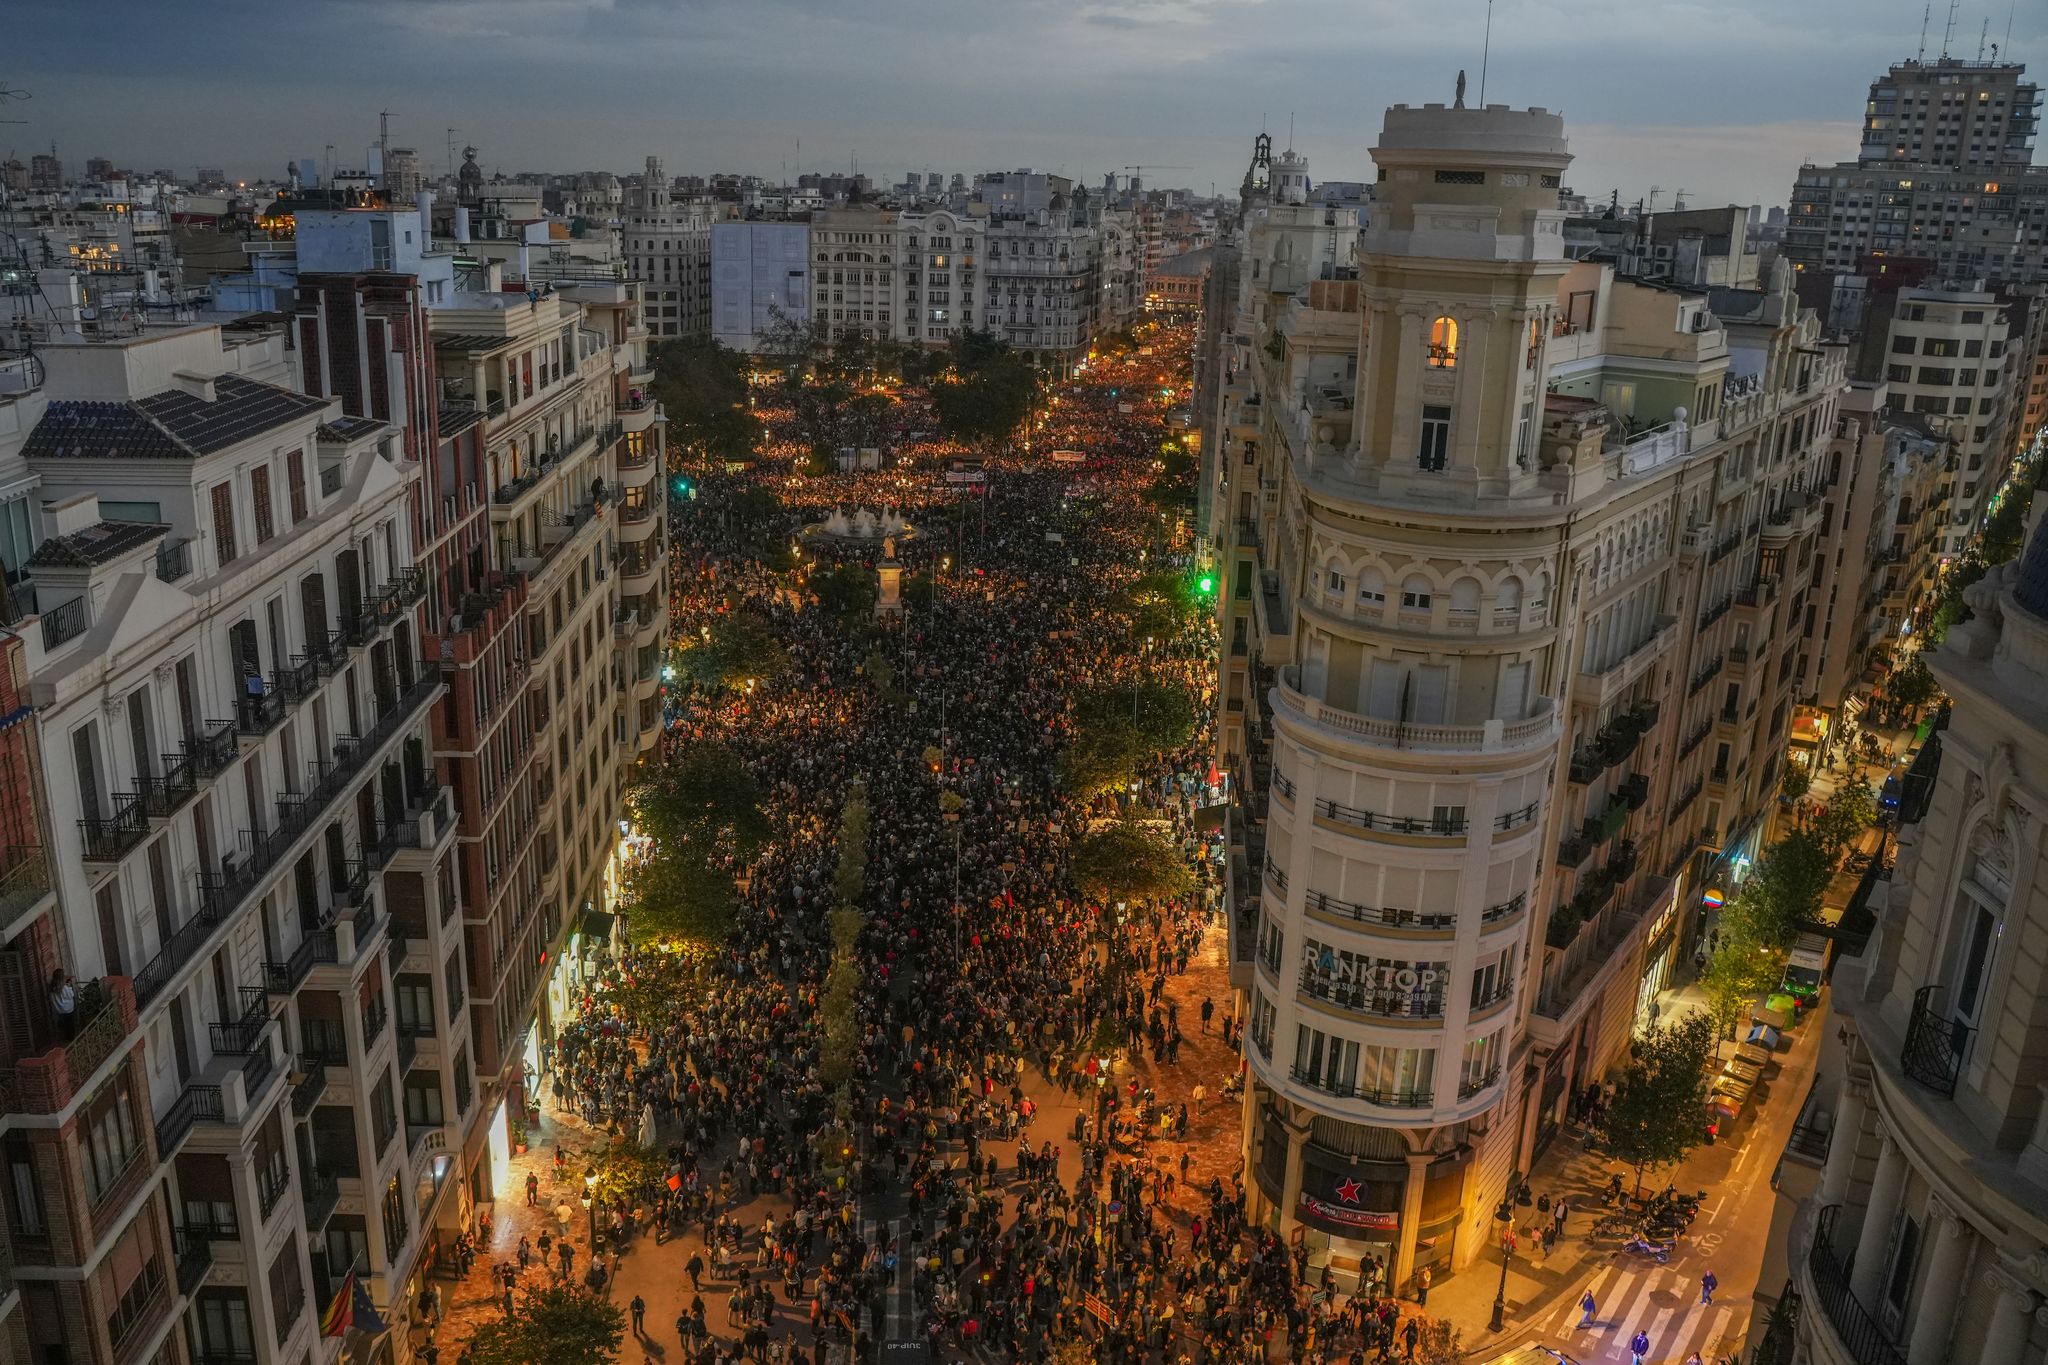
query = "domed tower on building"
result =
(457, 144, 483, 204)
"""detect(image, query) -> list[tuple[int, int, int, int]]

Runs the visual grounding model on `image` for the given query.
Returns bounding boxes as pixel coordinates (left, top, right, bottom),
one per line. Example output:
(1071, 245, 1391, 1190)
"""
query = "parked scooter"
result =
(1621, 1234, 1674, 1263)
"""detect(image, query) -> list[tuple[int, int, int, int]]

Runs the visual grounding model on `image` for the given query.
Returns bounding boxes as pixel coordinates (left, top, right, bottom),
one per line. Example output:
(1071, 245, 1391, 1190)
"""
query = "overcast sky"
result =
(11, 0, 2043, 209)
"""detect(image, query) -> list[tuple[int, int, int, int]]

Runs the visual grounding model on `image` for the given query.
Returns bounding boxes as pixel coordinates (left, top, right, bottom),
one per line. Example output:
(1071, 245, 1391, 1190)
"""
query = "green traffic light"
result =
(1197, 575, 1215, 595)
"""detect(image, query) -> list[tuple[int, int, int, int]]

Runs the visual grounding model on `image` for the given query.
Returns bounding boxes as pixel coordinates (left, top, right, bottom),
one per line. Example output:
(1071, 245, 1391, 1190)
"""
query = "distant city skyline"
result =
(11, 0, 2042, 211)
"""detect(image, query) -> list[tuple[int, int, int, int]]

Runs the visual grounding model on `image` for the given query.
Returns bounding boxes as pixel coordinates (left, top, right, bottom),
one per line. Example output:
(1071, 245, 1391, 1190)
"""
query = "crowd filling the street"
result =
(427, 320, 1452, 1364)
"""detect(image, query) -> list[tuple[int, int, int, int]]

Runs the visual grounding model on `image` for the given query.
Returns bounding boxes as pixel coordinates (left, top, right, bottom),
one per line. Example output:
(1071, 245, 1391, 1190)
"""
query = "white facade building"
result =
(623, 156, 719, 340)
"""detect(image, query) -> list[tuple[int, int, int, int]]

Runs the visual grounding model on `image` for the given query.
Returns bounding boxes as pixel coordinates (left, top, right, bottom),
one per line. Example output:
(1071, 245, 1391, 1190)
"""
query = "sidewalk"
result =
(1430, 989, 1830, 1361)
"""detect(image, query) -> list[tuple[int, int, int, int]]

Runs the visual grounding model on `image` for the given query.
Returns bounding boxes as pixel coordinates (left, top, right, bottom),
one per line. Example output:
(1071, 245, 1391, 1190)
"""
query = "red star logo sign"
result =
(1335, 1178, 1362, 1204)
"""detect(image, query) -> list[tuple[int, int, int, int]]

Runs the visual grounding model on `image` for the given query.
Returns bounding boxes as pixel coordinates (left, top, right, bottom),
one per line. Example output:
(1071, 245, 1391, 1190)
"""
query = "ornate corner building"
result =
(1204, 99, 1847, 1287)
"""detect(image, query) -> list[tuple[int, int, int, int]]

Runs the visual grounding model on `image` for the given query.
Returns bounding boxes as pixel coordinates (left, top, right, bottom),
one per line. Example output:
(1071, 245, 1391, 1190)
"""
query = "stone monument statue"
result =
(876, 535, 904, 617)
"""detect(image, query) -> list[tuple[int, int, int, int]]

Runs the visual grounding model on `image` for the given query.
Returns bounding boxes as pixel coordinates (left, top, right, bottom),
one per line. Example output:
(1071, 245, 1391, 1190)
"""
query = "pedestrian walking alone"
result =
(1415, 1265, 1430, 1305)
(1578, 1290, 1598, 1328)
(1701, 1269, 1718, 1305)
(631, 1293, 646, 1334)
(1630, 1329, 1650, 1365)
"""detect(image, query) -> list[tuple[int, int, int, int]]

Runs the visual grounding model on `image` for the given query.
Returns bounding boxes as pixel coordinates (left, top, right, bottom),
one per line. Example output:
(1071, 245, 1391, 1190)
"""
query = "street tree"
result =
(811, 563, 877, 625)
(648, 336, 761, 463)
(1780, 762, 1812, 803)
(1888, 653, 1939, 713)
(674, 613, 788, 691)
(624, 743, 768, 948)
(1071, 821, 1194, 903)
(1701, 928, 1786, 1045)
(589, 1138, 666, 1205)
(1810, 780, 1877, 864)
(931, 330, 1036, 447)
(462, 1283, 624, 1365)
(1056, 712, 1145, 798)
(1595, 1011, 1716, 1196)
(1725, 830, 1832, 947)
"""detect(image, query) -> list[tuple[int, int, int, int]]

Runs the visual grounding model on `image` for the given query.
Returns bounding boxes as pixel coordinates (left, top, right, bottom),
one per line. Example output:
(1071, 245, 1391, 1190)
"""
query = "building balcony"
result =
(490, 424, 612, 523)
(1298, 965, 1446, 1021)
(1572, 615, 1678, 708)
(1273, 666, 1557, 757)
(1285, 1065, 1432, 1109)
(173, 1225, 213, 1300)
(1736, 575, 1780, 615)
(301, 1171, 341, 1232)
(133, 665, 442, 1009)
(1901, 984, 1971, 1099)
(1311, 798, 1466, 839)
(1301, 888, 1457, 938)
(290, 1055, 328, 1117)
(1567, 702, 1659, 783)
(1802, 1205, 1908, 1365)
(0, 842, 55, 941)
(80, 793, 149, 862)
(618, 499, 658, 541)
(0, 977, 139, 1115)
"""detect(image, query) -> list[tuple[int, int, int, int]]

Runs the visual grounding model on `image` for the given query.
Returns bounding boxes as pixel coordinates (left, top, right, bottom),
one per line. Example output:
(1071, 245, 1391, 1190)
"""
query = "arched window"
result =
(1427, 315, 1459, 368)
(1448, 578, 1481, 624)
(1358, 569, 1387, 610)
(1495, 578, 1524, 626)
(1400, 575, 1433, 611)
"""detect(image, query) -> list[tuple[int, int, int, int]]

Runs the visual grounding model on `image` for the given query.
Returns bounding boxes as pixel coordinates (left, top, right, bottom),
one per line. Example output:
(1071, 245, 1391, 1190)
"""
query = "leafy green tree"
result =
(1701, 929, 1786, 1045)
(589, 1139, 665, 1205)
(1056, 712, 1146, 798)
(674, 614, 788, 691)
(648, 336, 761, 462)
(1071, 822, 1194, 903)
(1780, 762, 1812, 803)
(1725, 830, 1832, 947)
(1888, 653, 1939, 712)
(811, 564, 877, 624)
(931, 330, 1036, 447)
(624, 743, 768, 948)
(819, 790, 870, 1092)
(1595, 1012, 1715, 1196)
(462, 1283, 624, 1365)
(1811, 780, 1877, 864)
(1927, 555, 1988, 644)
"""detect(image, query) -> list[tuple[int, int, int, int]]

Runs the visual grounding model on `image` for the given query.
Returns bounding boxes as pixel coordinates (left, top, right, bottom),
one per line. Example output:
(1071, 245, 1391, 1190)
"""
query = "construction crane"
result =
(1122, 164, 1191, 194)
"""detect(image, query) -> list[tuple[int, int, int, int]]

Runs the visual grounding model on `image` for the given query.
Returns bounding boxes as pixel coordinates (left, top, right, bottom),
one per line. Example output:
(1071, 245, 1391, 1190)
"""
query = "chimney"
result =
(416, 189, 436, 246)
(454, 206, 471, 245)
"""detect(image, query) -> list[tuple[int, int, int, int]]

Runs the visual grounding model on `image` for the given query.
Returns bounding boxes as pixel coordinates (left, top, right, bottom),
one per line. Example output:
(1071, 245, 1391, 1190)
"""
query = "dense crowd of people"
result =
(455, 328, 1444, 1363)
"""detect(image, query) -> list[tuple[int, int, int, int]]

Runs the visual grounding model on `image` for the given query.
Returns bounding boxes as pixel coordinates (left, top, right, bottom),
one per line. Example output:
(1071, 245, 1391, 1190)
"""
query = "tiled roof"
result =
(25, 375, 326, 460)
(316, 414, 385, 443)
(24, 519, 169, 569)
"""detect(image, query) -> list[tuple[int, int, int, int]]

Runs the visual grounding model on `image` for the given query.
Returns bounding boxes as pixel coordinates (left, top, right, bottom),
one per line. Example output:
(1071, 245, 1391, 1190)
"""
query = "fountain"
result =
(803, 504, 916, 547)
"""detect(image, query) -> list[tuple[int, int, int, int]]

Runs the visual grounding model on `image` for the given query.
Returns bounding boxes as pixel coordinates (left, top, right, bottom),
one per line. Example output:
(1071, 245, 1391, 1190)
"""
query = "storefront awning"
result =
(580, 909, 616, 944)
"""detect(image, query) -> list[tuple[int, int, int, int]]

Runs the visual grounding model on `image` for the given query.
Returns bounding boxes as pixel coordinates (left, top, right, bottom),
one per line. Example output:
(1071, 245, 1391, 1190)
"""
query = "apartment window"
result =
(210, 481, 238, 565)
(286, 451, 308, 521)
(404, 1075, 445, 1127)
(101, 1208, 166, 1350)
(250, 467, 275, 545)
(1426, 316, 1459, 368)
(1293, 1024, 1359, 1093)
(1400, 578, 1433, 611)
(1890, 334, 1918, 354)
(195, 1291, 254, 1360)
(81, 1076, 141, 1205)
(1418, 405, 1451, 472)
(267, 1237, 305, 1344)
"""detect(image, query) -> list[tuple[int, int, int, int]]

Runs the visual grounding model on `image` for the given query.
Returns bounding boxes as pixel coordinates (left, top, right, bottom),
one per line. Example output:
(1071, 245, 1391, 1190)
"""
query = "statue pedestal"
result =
(876, 535, 903, 616)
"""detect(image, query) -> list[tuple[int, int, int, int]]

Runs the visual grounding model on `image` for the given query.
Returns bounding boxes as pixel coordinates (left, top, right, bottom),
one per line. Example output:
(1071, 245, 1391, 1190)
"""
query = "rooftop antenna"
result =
(2006, 0, 2017, 59)
(1287, 112, 1295, 151)
(1479, 0, 1495, 104)
(1673, 187, 1689, 210)
(0, 83, 28, 127)
(1940, 0, 1958, 58)
(1647, 185, 1662, 213)
(445, 128, 457, 179)
(1978, 19, 1989, 61)
(324, 143, 335, 186)
(378, 108, 391, 186)
(1917, 3, 1930, 60)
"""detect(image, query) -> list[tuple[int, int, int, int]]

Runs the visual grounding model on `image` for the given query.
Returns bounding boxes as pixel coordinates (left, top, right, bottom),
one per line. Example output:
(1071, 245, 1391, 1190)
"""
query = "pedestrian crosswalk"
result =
(1537, 1260, 1740, 1363)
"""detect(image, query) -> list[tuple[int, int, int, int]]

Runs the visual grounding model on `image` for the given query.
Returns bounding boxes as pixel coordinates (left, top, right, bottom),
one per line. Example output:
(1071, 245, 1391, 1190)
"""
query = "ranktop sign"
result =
(1297, 1192, 1399, 1232)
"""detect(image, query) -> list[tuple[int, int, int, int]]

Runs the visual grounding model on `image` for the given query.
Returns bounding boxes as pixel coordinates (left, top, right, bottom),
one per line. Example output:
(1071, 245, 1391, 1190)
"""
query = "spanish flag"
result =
(319, 1268, 356, 1338)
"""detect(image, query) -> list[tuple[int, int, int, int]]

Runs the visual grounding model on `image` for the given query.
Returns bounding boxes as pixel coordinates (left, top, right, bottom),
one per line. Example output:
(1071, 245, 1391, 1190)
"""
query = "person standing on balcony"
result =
(48, 968, 75, 1040)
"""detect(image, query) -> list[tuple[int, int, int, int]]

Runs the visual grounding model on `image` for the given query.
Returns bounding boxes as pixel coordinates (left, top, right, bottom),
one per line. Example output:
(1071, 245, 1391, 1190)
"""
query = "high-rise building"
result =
(1785, 57, 2047, 285)
(1213, 99, 1845, 1286)
(1794, 502, 2048, 1365)
(1857, 284, 2045, 554)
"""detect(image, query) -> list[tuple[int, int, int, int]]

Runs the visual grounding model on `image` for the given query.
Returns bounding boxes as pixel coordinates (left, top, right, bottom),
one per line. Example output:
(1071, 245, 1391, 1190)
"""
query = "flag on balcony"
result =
(349, 1274, 388, 1335)
(320, 1268, 356, 1337)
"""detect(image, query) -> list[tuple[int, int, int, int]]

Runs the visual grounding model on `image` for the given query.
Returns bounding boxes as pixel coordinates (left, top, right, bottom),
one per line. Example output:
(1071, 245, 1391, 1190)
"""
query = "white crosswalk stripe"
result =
(1542, 1261, 1744, 1363)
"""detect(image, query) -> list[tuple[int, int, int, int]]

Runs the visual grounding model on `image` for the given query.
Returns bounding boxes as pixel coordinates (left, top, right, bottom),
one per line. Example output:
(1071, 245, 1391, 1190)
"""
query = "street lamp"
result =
(1489, 1169, 1521, 1333)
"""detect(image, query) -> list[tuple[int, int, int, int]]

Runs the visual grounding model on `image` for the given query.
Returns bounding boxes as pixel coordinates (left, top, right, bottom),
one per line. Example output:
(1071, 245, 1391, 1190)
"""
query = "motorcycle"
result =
(1621, 1235, 1673, 1263)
